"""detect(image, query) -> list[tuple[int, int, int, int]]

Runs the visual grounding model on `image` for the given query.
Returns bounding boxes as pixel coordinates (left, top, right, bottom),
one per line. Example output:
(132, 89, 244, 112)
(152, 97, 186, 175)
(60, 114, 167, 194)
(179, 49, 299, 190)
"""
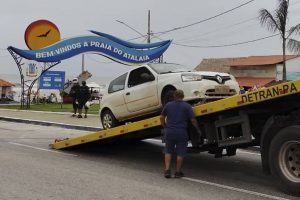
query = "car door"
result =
(124, 67, 159, 113)
(106, 73, 128, 119)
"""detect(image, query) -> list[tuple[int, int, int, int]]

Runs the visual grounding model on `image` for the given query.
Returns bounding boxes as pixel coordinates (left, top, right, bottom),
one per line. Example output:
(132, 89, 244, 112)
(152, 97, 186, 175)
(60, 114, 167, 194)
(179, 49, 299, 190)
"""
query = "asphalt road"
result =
(0, 121, 298, 200)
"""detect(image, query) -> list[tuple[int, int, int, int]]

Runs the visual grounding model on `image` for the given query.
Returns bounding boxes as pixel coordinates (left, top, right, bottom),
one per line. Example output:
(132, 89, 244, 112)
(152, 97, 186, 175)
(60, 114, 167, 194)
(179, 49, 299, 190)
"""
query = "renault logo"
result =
(216, 75, 223, 84)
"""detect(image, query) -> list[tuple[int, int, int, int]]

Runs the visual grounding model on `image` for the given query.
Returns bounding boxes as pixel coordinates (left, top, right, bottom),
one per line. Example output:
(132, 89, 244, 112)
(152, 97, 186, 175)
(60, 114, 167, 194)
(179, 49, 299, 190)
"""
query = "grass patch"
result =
(0, 103, 100, 114)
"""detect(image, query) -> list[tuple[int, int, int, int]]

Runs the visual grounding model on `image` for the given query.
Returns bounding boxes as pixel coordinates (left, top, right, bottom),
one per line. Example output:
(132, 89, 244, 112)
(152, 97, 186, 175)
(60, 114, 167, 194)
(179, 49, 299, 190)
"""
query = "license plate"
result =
(215, 85, 230, 94)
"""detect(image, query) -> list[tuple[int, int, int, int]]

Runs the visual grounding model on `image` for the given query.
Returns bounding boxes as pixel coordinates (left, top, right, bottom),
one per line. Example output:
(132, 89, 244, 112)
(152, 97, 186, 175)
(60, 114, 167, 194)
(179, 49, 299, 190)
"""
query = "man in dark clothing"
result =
(160, 90, 202, 178)
(70, 78, 80, 117)
(77, 81, 91, 118)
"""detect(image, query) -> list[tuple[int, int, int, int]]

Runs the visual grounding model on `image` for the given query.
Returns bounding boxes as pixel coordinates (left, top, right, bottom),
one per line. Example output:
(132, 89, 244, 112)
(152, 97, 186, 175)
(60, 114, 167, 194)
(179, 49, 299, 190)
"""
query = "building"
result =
(194, 57, 241, 73)
(195, 55, 300, 89)
(230, 55, 300, 88)
(0, 79, 15, 99)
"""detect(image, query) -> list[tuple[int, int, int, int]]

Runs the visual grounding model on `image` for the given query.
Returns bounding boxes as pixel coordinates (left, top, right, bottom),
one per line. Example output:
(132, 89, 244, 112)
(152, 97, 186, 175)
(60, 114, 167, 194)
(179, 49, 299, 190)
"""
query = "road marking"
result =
(145, 138, 162, 143)
(8, 142, 78, 157)
(238, 149, 260, 156)
(182, 177, 290, 200)
(148, 139, 282, 199)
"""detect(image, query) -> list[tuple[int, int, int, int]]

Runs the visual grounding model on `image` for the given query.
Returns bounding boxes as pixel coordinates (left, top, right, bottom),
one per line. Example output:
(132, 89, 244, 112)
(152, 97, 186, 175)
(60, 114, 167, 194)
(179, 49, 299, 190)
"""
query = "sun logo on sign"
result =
(24, 20, 61, 50)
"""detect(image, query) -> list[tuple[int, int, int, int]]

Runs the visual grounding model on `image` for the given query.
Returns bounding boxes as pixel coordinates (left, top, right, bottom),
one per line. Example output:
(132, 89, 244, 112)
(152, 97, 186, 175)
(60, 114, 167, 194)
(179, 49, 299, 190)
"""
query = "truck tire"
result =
(269, 126, 300, 196)
(101, 110, 119, 129)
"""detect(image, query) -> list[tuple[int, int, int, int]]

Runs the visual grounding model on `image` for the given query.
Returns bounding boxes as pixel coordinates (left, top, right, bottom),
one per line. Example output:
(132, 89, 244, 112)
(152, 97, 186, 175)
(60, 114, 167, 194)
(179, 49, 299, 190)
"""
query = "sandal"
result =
(174, 171, 184, 178)
(164, 170, 171, 178)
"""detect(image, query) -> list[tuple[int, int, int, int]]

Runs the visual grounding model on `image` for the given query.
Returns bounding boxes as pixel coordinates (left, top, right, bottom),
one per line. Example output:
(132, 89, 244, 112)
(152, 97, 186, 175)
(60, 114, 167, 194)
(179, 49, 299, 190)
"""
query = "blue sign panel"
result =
(39, 71, 65, 89)
(8, 31, 171, 65)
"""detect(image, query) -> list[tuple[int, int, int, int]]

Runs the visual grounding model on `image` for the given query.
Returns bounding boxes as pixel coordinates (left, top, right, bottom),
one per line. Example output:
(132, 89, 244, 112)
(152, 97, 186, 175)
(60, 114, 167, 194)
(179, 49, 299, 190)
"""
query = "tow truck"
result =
(51, 80, 300, 196)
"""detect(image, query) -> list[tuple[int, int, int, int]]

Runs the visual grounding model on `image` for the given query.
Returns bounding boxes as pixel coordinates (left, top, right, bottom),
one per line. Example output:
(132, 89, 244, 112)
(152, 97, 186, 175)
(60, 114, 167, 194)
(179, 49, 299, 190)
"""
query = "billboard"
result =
(39, 71, 65, 89)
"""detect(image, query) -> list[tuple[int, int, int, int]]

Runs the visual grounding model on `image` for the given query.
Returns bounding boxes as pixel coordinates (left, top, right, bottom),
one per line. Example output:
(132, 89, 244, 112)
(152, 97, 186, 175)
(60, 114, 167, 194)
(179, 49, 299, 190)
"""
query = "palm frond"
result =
(288, 24, 300, 38)
(287, 38, 300, 53)
(275, 0, 289, 35)
(259, 9, 279, 33)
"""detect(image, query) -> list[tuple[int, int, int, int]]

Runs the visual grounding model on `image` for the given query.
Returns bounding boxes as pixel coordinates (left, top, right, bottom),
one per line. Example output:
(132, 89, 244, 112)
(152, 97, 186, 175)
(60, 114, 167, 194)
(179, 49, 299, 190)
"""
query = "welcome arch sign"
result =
(8, 20, 171, 108)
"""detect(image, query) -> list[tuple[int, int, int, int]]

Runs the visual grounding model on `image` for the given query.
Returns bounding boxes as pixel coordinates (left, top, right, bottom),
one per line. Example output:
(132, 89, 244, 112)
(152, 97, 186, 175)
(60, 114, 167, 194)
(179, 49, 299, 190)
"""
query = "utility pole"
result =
(147, 10, 163, 62)
(147, 10, 151, 44)
(116, 10, 164, 62)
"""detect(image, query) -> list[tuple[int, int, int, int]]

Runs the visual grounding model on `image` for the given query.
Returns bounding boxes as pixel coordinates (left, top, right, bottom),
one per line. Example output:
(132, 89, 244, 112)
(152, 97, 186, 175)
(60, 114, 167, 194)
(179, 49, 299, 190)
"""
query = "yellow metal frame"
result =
(51, 80, 300, 150)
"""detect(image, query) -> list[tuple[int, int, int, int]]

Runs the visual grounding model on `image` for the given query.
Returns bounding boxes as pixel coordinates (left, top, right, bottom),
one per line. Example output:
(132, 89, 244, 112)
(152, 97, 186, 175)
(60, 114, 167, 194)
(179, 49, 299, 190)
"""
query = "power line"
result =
(115, 20, 146, 38)
(172, 33, 280, 48)
(167, 1, 300, 45)
(154, 0, 255, 36)
(175, 17, 258, 43)
(129, 0, 300, 42)
(180, 23, 259, 44)
(177, 17, 257, 42)
(128, 0, 255, 41)
(291, 0, 300, 6)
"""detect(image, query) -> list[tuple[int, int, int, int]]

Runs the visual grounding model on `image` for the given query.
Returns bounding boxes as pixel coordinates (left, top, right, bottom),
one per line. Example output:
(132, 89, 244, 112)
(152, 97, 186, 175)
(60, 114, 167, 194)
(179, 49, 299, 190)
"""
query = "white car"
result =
(100, 63, 239, 129)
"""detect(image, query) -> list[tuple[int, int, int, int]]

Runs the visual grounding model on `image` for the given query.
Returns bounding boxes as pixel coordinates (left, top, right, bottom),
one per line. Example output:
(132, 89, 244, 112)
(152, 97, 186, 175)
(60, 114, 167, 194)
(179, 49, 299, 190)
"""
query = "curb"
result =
(0, 116, 101, 132)
(0, 108, 99, 116)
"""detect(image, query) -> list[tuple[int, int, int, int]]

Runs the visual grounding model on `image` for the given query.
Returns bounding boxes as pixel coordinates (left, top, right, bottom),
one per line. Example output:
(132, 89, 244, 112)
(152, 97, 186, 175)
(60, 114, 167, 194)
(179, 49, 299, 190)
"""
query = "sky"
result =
(0, 0, 300, 80)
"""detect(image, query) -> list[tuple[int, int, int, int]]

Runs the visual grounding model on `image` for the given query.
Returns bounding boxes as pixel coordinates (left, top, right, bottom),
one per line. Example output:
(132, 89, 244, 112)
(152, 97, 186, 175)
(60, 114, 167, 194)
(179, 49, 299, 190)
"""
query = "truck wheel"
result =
(269, 126, 300, 196)
(101, 110, 119, 129)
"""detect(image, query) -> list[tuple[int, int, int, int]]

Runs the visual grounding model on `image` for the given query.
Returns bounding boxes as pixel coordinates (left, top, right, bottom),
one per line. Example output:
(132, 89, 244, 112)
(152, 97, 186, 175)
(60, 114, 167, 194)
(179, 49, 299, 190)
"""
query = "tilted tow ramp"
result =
(50, 80, 300, 150)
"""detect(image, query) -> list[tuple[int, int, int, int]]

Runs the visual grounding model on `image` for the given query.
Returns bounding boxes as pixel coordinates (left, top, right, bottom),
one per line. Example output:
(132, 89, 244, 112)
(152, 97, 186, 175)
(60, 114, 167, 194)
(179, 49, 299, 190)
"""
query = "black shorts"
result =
(72, 101, 78, 110)
(164, 138, 188, 157)
(78, 101, 89, 109)
(77, 101, 84, 109)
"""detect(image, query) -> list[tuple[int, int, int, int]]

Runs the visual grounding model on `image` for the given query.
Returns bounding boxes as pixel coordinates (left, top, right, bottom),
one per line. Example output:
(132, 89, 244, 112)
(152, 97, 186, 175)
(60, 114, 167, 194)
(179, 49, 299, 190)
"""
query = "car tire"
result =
(101, 109, 119, 129)
(269, 126, 300, 197)
(162, 88, 175, 106)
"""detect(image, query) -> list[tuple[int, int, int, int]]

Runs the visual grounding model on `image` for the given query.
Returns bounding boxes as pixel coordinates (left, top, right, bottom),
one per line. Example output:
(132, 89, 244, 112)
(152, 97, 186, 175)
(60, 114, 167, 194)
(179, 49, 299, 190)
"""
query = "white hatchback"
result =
(100, 63, 239, 129)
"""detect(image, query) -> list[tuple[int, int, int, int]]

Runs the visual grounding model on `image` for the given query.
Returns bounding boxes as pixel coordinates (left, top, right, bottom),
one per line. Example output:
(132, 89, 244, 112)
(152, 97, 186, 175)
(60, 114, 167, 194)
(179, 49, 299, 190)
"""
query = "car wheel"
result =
(101, 110, 119, 129)
(162, 88, 175, 106)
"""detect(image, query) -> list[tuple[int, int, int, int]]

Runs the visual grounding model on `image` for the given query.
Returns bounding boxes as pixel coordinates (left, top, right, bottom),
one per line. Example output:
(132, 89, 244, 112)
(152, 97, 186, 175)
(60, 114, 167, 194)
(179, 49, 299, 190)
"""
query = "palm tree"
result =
(259, 0, 300, 81)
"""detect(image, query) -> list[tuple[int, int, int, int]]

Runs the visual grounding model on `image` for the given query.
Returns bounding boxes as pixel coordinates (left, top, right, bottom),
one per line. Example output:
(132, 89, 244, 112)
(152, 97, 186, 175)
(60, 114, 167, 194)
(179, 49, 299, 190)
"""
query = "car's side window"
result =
(108, 73, 127, 93)
(128, 67, 154, 88)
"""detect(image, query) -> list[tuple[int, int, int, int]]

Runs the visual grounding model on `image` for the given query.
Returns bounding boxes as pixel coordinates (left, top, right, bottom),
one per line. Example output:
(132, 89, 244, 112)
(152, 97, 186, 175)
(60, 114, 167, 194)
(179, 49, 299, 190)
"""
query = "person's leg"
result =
(78, 109, 82, 117)
(174, 140, 188, 178)
(84, 105, 88, 118)
(176, 156, 184, 172)
(77, 102, 83, 118)
(72, 101, 77, 117)
(164, 154, 172, 171)
(164, 138, 175, 178)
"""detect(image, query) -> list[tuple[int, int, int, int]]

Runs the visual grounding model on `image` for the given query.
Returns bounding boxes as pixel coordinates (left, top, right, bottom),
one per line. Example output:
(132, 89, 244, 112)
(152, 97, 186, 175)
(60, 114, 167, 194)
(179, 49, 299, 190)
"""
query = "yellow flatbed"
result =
(50, 80, 300, 150)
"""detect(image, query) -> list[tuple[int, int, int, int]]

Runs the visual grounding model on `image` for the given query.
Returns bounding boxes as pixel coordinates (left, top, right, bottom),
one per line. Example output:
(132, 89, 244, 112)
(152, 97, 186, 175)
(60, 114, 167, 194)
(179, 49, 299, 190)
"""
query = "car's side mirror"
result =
(140, 73, 155, 81)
